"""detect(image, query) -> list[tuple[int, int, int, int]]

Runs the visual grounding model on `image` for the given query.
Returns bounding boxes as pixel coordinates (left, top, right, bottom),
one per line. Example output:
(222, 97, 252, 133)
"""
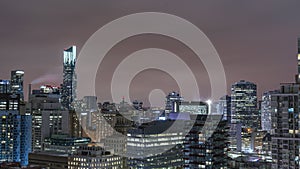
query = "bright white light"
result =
(206, 99, 212, 114)
(159, 117, 166, 121)
(206, 99, 212, 105)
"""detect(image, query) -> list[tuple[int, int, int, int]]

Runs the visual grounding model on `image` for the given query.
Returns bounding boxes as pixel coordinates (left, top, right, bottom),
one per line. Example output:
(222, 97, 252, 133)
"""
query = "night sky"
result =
(1, 1, 300, 106)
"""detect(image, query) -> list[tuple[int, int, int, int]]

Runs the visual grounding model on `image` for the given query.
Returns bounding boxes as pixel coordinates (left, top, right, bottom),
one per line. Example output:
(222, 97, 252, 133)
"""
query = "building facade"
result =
(127, 120, 185, 169)
(271, 83, 300, 169)
(165, 91, 183, 113)
(0, 93, 31, 166)
(261, 91, 279, 132)
(231, 80, 258, 128)
(181, 102, 229, 169)
(10, 70, 24, 102)
(43, 134, 91, 154)
(68, 145, 123, 169)
(0, 80, 10, 94)
(28, 86, 69, 152)
(61, 46, 77, 110)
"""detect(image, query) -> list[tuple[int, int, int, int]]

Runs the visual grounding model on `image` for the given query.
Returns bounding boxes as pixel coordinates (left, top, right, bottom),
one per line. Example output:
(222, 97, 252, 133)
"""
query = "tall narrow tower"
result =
(61, 46, 77, 110)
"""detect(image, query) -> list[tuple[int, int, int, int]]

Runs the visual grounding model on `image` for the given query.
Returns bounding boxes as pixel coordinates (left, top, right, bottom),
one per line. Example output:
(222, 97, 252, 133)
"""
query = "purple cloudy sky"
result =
(0, 1, 300, 105)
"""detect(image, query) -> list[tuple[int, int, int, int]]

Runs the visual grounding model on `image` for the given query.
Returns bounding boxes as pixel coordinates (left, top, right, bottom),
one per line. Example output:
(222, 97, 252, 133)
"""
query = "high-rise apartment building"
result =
(269, 38, 300, 169)
(61, 46, 77, 110)
(270, 83, 300, 169)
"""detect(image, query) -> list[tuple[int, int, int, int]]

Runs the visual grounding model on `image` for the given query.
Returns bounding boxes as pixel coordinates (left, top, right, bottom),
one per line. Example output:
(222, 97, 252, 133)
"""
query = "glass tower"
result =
(61, 46, 77, 110)
(231, 80, 258, 128)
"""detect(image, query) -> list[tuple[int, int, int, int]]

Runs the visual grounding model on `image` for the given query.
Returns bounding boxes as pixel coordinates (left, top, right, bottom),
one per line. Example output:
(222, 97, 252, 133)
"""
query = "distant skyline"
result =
(1, 1, 300, 105)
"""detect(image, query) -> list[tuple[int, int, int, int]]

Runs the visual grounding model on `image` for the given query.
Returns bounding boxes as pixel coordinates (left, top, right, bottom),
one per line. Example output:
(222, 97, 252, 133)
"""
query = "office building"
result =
(73, 96, 98, 140)
(28, 85, 69, 152)
(29, 152, 69, 169)
(68, 145, 123, 169)
(61, 46, 77, 110)
(127, 120, 185, 169)
(231, 80, 258, 128)
(10, 70, 24, 101)
(43, 134, 91, 154)
(165, 91, 183, 113)
(230, 80, 258, 152)
(103, 134, 126, 156)
(181, 101, 229, 169)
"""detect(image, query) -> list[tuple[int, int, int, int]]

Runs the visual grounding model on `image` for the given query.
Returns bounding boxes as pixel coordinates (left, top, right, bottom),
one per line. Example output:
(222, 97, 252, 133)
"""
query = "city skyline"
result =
(1, 1, 300, 104)
(1, 1, 300, 168)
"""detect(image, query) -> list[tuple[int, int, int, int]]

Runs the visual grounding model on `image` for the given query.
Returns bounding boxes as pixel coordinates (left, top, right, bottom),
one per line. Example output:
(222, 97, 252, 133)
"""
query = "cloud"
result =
(31, 74, 61, 85)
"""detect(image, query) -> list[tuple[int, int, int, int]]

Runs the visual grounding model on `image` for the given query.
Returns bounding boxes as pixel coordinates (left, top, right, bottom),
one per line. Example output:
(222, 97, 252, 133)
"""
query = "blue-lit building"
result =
(0, 80, 10, 93)
(61, 46, 77, 110)
(0, 93, 31, 166)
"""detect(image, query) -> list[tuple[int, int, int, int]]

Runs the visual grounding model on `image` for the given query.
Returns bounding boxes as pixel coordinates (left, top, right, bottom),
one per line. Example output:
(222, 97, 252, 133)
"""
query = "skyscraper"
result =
(268, 38, 300, 169)
(10, 70, 24, 101)
(231, 80, 258, 128)
(61, 46, 77, 110)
